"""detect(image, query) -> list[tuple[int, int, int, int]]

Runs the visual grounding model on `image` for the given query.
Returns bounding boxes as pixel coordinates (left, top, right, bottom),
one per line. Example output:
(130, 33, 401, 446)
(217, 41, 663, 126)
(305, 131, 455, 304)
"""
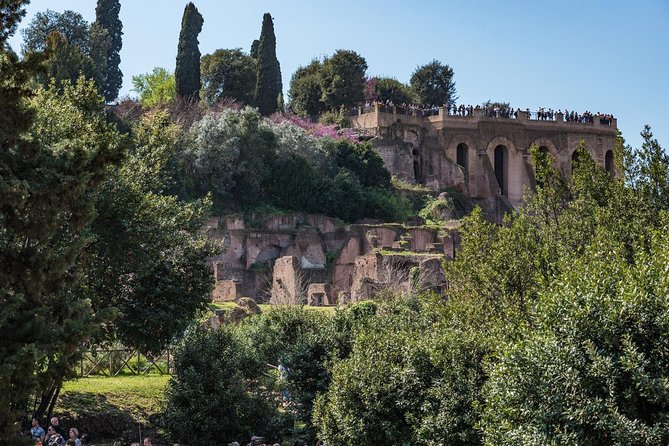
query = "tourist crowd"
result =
(29, 417, 91, 446)
(354, 101, 614, 125)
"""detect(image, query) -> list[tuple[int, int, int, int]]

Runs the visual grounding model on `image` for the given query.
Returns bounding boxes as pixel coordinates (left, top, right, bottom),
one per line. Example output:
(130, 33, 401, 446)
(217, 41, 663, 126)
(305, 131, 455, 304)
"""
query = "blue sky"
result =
(8, 0, 669, 150)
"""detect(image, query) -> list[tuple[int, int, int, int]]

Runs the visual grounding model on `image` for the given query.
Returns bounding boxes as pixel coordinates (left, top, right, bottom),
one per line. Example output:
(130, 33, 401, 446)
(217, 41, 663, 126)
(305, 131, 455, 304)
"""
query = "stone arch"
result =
(486, 136, 517, 198)
(457, 143, 468, 171)
(494, 145, 508, 196)
(605, 149, 615, 175)
(529, 137, 558, 158)
(486, 136, 518, 155)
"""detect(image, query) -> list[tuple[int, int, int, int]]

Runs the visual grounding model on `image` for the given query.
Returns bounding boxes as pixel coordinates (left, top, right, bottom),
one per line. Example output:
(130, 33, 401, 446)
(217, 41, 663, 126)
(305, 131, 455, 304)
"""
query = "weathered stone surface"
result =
(307, 283, 331, 306)
(223, 214, 244, 230)
(350, 108, 617, 207)
(271, 256, 303, 305)
(212, 279, 240, 301)
(237, 297, 262, 314)
(408, 228, 436, 252)
(350, 254, 383, 301)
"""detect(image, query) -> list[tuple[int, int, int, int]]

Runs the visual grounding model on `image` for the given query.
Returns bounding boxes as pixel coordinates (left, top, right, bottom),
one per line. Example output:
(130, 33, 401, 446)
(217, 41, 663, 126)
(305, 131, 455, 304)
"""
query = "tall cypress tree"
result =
(91, 0, 123, 102)
(255, 13, 281, 116)
(175, 2, 203, 102)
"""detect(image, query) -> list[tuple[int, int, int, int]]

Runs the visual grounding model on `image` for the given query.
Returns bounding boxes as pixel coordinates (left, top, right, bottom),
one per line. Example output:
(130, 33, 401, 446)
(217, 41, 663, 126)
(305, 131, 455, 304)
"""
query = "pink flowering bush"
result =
(269, 113, 357, 142)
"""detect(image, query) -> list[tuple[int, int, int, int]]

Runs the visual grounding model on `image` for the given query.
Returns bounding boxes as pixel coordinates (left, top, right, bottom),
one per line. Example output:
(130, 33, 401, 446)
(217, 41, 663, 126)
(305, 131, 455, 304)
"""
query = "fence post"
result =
(137, 350, 141, 375)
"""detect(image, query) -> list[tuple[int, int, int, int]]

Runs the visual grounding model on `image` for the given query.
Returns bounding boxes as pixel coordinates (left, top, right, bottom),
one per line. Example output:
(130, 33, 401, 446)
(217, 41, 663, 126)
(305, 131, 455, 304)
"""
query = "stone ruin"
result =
(206, 213, 455, 305)
(205, 105, 618, 305)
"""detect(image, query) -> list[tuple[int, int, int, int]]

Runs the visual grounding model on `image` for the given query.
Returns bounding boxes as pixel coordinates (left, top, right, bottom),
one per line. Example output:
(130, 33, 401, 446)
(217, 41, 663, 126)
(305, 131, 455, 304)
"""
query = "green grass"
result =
(59, 375, 169, 419)
(209, 301, 338, 315)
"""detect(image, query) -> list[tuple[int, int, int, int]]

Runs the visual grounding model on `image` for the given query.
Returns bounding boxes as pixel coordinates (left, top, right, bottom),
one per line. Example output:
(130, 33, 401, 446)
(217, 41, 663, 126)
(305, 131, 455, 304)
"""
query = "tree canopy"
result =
(320, 49, 367, 110)
(409, 59, 457, 106)
(21, 9, 90, 54)
(255, 13, 281, 116)
(91, 0, 123, 102)
(201, 48, 257, 106)
(175, 2, 204, 102)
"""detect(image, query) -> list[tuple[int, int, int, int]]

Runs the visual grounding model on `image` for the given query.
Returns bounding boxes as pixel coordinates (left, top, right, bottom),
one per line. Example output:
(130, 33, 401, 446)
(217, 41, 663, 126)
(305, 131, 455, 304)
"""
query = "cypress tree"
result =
(91, 0, 123, 102)
(175, 2, 203, 102)
(255, 13, 281, 116)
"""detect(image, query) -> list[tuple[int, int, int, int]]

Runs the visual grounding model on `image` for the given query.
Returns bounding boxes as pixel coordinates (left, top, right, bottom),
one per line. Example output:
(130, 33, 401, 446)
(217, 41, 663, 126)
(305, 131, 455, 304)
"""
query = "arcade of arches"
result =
(349, 110, 618, 209)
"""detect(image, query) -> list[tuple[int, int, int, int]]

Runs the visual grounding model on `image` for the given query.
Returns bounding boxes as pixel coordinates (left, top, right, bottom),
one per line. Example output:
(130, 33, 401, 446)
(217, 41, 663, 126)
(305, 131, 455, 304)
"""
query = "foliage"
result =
(333, 139, 391, 188)
(21, 9, 90, 54)
(364, 76, 416, 105)
(83, 110, 216, 354)
(255, 13, 281, 116)
(175, 2, 203, 102)
(131, 67, 176, 107)
(0, 0, 28, 47)
(481, 225, 669, 445)
(0, 70, 122, 441)
(201, 48, 256, 106)
(37, 32, 100, 90)
(186, 106, 276, 205)
(166, 326, 281, 445)
(320, 49, 367, 110)
(288, 60, 325, 117)
(91, 0, 123, 102)
(409, 59, 457, 106)
(418, 194, 452, 224)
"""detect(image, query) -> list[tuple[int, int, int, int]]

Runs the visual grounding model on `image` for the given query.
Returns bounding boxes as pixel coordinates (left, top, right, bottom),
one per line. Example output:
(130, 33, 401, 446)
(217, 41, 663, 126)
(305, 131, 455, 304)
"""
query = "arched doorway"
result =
(605, 150, 614, 175)
(412, 148, 421, 183)
(494, 145, 508, 196)
(456, 143, 468, 173)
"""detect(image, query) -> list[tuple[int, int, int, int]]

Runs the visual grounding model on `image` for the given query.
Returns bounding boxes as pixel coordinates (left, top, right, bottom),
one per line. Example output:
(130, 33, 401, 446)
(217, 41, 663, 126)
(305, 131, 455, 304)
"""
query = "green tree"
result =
(288, 60, 325, 117)
(91, 0, 123, 102)
(410, 60, 457, 106)
(21, 9, 90, 54)
(201, 48, 257, 106)
(166, 326, 281, 445)
(37, 32, 100, 90)
(320, 49, 367, 110)
(481, 225, 669, 445)
(0, 0, 28, 46)
(132, 67, 176, 107)
(186, 107, 276, 205)
(255, 13, 281, 116)
(81, 110, 216, 354)
(334, 139, 391, 188)
(175, 2, 204, 102)
(0, 65, 123, 441)
(364, 76, 416, 105)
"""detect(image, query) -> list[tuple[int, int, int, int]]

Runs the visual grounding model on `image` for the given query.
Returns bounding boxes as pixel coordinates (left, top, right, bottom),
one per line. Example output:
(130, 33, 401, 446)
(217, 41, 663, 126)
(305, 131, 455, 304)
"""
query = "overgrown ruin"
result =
(208, 106, 617, 304)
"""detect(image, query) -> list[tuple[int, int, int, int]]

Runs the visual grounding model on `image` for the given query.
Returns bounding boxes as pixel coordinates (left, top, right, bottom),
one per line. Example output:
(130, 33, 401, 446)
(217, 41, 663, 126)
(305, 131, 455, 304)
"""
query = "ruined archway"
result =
(456, 143, 468, 172)
(494, 145, 508, 196)
(605, 149, 614, 175)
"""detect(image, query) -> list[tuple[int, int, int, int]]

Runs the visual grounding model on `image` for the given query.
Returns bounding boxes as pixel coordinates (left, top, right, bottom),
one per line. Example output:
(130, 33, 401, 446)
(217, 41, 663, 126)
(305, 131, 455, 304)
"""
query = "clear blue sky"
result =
(8, 0, 669, 150)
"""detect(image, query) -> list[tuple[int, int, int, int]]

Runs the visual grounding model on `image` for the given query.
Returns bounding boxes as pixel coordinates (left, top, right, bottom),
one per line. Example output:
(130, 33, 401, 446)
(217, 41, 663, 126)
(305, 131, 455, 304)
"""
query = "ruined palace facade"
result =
(349, 105, 618, 207)
(207, 106, 618, 306)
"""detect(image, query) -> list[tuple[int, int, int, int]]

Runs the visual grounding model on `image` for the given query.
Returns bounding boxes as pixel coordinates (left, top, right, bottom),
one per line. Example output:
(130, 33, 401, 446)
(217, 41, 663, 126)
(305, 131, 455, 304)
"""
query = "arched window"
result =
(494, 145, 507, 196)
(605, 150, 614, 176)
(456, 143, 468, 172)
(571, 149, 580, 174)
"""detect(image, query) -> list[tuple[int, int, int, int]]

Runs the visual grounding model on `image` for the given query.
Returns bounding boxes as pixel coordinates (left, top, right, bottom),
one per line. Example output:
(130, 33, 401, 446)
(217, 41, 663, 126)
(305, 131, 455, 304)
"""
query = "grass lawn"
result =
(59, 375, 169, 419)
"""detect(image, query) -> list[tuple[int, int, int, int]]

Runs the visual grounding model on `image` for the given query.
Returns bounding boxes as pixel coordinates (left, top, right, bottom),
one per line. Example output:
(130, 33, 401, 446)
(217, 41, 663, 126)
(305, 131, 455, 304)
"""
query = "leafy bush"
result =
(166, 326, 282, 445)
